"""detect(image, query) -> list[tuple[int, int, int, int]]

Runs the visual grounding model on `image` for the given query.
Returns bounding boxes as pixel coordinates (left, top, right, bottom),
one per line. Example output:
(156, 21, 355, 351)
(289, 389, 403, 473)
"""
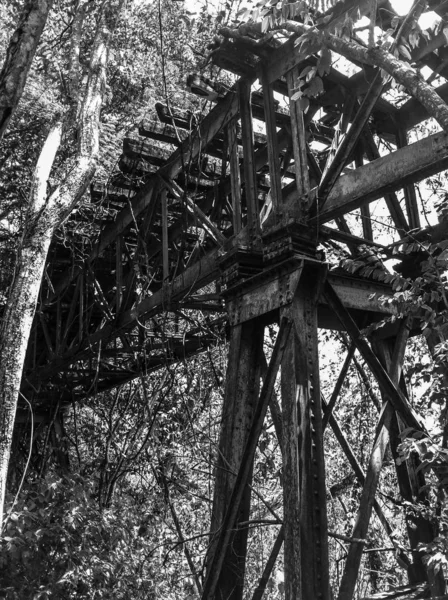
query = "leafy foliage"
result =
(1, 474, 150, 599)
(2, 0, 448, 596)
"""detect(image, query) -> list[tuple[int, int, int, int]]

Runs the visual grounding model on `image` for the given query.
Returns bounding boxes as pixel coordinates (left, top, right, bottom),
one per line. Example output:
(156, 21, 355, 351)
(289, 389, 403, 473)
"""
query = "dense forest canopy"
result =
(1, 0, 448, 599)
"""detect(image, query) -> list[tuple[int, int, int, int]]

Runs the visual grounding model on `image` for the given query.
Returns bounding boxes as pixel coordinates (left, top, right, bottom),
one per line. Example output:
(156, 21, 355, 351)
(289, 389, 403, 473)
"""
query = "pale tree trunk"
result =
(0, 0, 54, 141)
(0, 0, 124, 533)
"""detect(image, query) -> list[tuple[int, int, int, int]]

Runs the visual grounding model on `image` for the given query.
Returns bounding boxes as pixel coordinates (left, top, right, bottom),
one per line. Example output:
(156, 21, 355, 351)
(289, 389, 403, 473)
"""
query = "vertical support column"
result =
(227, 118, 242, 234)
(209, 318, 264, 600)
(281, 265, 330, 600)
(286, 67, 310, 204)
(260, 68, 282, 217)
(397, 128, 421, 230)
(238, 79, 260, 242)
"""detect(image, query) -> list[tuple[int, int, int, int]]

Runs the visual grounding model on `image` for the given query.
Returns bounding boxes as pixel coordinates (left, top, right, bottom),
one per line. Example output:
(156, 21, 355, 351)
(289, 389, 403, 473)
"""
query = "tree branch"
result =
(0, 0, 124, 532)
(281, 19, 448, 132)
(223, 15, 448, 133)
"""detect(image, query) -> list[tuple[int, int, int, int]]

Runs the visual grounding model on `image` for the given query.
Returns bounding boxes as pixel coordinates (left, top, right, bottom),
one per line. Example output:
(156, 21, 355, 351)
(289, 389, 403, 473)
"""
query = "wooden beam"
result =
(138, 119, 187, 145)
(159, 84, 244, 182)
(264, 36, 321, 86)
(319, 225, 391, 255)
(318, 130, 448, 223)
(96, 179, 158, 259)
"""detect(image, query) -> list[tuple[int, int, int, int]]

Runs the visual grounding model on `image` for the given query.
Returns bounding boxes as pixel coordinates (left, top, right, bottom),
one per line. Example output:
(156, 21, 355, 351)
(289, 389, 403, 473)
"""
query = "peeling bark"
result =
(0, 0, 54, 141)
(0, 0, 124, 532)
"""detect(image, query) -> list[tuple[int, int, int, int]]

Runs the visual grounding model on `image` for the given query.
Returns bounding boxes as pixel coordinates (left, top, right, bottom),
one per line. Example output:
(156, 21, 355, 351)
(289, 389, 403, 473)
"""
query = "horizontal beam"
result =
(26, 249, 221, 387)
(27, 248, 397, 389)
(319, 130, 448, 222)
(226, 261, 304, 325)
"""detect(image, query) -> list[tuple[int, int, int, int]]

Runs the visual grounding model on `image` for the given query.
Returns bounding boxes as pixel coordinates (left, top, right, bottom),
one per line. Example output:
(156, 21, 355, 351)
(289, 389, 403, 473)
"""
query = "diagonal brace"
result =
(322, 342, 355, 431)
(323, 280, 423, 432)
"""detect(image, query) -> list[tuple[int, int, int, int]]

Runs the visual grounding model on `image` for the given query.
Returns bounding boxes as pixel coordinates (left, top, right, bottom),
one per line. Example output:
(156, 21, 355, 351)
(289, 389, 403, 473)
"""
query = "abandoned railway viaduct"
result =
(15, 0, 448, 598)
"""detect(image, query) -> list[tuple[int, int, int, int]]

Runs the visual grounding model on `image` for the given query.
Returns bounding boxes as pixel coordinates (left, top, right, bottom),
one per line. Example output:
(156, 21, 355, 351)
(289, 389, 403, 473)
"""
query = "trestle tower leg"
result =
(281, 266, 330, 600)
(208, 320, 263, 600)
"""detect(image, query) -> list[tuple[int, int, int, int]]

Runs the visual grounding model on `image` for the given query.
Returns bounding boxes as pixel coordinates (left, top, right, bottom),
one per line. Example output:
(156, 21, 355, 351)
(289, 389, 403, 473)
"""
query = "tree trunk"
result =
(0, 0, 124, 532)
(0, 0, 54, 141)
